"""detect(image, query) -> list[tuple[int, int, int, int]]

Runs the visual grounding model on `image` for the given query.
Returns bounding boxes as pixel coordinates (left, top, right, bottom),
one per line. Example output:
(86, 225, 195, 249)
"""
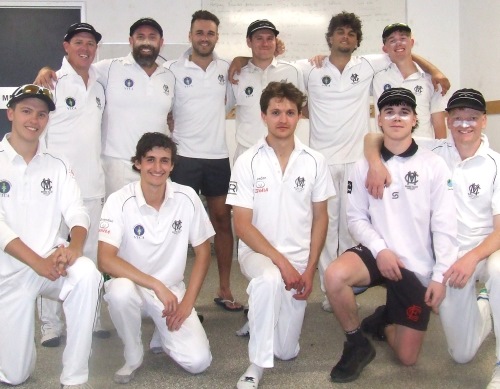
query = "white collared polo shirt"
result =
(230, 58, 305, 148)
(99, 179, 215, 287)
(297, 54, 389, 164)
(0, 135, 89, 277)
(96, 53, 175, 162)
(45, 57, 106, 199)
(226, 136, 335, 270)
(423, 134, 500, 251)
(373, 62, 446, 139)
(165, 49, 230, 159)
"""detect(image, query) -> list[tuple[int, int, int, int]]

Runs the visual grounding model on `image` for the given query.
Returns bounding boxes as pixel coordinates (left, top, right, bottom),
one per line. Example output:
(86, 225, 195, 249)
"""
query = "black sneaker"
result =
(361, 305, 387, 341)
(330, 340, 376, 382)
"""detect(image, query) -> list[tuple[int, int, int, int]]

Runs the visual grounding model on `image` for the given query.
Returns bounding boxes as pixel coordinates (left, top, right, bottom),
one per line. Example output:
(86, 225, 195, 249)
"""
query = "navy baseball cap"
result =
(64, 22, 102, 43)
(377, 87, 417, 111)
(246, 19, 279, 38)
(382, 22, 411, 42)
(446, 88, 486, 113)
(130, 17, 163, 37)
(7, 84, 56, 112)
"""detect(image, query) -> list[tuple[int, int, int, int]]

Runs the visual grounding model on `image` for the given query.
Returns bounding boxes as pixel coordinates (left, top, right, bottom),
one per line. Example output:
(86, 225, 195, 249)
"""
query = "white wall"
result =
(459, 0, 500, 151)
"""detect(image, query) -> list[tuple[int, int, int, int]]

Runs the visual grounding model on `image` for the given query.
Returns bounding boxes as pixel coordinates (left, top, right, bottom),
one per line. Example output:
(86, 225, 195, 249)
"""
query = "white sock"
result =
(237, 363, 264, 389)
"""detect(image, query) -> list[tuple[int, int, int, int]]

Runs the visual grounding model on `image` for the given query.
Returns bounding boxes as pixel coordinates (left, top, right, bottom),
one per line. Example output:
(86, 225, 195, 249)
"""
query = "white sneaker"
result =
(487, 363, 500, 389)
(61, 383, 94, 389)
(236, 321, 250, 337)
(113, 358, 143, 384)
(236, 364, 263, 389)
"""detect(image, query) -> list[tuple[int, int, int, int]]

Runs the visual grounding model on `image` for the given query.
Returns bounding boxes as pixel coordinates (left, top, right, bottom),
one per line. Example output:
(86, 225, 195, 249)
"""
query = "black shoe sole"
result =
(41, 336, 61, 347)
(93, 330, 111, 339)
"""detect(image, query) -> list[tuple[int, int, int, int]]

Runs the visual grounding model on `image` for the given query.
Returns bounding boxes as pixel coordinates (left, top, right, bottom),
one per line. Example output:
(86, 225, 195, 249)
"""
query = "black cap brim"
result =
(382, 24, 411, 41)
(8, 94, 56, 112)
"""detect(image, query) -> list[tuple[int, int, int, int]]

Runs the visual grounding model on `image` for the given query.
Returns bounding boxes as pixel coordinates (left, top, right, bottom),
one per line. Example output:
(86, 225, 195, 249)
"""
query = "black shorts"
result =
(345, 244, 431, 331)
(171, 156, 231, 197)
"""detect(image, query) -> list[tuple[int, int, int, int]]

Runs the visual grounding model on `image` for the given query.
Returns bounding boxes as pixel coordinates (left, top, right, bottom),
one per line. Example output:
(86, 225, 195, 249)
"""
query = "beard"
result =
(132, 44, 160, 67)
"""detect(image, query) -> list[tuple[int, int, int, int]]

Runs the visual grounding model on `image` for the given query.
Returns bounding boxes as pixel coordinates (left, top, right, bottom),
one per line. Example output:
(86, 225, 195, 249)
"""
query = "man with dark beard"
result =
(35, 18, 176, 197)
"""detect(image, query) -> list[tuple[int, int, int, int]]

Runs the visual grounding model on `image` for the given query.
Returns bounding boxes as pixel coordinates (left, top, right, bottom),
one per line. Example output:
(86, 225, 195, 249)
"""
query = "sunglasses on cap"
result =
(8, 84, 55, 111)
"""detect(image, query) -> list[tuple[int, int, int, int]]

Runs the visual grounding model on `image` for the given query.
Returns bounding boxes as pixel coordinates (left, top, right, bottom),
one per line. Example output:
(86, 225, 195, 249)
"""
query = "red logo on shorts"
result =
(406, 305, 422, 322)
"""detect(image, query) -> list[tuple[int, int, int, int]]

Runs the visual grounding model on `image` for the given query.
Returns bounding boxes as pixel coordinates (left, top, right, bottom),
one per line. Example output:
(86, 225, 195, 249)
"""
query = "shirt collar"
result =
(387, 61, 425, 77)
(60, 56, 97, 82)
(259, 135, 306, 153)
(134, 179, 173, 209)
(381, 138, 418, 161)
(1, 133, 44, 163)
(181, 48, 219, 67)
(248, 57, 278, 71)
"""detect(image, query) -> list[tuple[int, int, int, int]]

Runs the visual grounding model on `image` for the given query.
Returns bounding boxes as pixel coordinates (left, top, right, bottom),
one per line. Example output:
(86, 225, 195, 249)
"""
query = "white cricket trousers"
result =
(239, 252, 307, 368)
(0, 257, 101, 385)
(318, 163, 356, 292)
(440, 250, 500, 363)
(104, 278, 211, 374)
(38, 197, 105, 337)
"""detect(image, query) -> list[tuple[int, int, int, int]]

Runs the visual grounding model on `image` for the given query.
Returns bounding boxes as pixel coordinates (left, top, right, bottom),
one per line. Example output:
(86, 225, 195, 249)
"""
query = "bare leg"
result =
(385, 324, 425, 366)
(324, 252, 371, 331)
(206, 195, 242, 308)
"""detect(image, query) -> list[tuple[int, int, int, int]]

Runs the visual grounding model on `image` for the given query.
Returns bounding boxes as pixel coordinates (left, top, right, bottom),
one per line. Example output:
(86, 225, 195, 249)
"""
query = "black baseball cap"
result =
(446, 88, 486, 113)
(7, 84, 56, 112)
(130, 17, 163, 37)
(246, 19, 279, 38)
(377, 87, 417, 111)
(64, 22, 102, 43)
(382, 22, 411, 42)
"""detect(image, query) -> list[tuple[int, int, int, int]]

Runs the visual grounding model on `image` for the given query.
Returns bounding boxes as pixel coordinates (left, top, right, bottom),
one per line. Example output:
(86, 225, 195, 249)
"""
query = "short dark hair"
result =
(325, 11, 363, 49)
(191, 10, 220, 29)
(131, 132, 177, 172)
(260, 82, 307, 114)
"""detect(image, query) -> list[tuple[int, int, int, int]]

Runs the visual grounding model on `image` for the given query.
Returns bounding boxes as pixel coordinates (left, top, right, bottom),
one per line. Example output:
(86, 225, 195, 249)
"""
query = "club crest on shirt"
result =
(294, 176, 305, 192)
(163, 84, 170, 95)
(183, 77, 193, 86)
(321, 75, 331, 86)
(65, 97, 76, 110)
(404, 171, 419, 190)
(468, 183, 481, 198)
(384, 84, 392, 91)
(133, 224, 145, 239)
(218, 74, 225, 85)
(124, 78, 134, 89)
(245, 86, 254, 97)
(350, 73, 359, 84)
(0, 180, 11, 197)
(414, 85, 423, 95)
(96, 97, 102, 109)
(40, 178, 53, 196)
(172, 220, 182, 234)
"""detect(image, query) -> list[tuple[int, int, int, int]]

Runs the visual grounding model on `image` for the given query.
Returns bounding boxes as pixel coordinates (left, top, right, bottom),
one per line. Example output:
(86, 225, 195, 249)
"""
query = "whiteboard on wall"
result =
(202, 0, 407, 60)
